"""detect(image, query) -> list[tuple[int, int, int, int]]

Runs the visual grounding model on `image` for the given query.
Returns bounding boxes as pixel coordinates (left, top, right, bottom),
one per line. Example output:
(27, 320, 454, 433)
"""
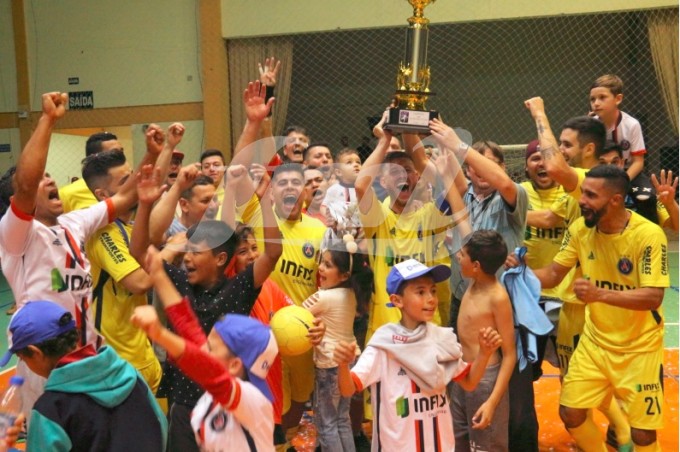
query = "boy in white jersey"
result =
(589, 74, 646, 181)
(334, 259, 502, 451)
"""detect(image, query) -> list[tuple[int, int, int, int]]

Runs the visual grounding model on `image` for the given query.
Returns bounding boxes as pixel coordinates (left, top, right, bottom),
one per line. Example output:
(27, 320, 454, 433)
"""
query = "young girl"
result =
(302, 237, 373, 452)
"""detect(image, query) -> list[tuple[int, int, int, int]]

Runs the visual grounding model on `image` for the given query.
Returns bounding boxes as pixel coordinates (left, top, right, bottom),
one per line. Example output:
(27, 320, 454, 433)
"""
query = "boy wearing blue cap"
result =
(2, 301, 167, 451)
(132, 246, 279, 451)
(334, 259, 502, 451)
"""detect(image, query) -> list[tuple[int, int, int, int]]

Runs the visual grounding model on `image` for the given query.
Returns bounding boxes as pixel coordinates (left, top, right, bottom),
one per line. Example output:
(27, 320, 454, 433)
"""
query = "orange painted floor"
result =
(6, 349, 678, 451)
(535, 349, 679, 451)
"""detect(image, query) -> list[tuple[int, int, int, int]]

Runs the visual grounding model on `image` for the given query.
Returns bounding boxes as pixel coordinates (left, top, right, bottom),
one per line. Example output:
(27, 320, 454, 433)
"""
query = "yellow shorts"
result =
(138, 358, 163, 395)
(281, 349, 314, 414)
(561, 336, 664, 431)
(555, 302, 586, 376)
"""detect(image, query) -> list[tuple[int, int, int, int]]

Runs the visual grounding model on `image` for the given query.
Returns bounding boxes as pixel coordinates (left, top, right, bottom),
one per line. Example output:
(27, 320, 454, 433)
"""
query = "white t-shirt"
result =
(191, 380, 275, 452)
(607, 111, 646, 162)
(0, 199, 113, 347)
(322, 183, 360, 229)
(302, 287, 358, 369)
(351, 339, 468, 451)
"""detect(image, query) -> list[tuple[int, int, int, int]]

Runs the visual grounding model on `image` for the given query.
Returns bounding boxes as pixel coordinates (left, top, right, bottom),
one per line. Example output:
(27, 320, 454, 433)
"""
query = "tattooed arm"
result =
(524, 97, 579, 192)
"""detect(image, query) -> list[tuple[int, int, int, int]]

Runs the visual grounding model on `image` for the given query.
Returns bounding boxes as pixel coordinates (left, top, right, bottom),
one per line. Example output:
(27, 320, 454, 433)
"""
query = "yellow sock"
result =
(633, 442, 660, 452)
(599, 397, 631, 445)
(568, 414, 607, 452)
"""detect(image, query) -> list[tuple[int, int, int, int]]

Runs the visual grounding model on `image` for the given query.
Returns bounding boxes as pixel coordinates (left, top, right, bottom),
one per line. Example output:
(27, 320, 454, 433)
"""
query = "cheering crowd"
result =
(0, 57, 676, 452)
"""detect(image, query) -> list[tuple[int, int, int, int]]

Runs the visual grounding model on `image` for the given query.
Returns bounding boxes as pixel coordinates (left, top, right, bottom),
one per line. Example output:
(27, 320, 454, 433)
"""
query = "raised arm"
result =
(436, 150, 471, 237)
(429, 118, 518, 206)
(109, 124, 166, 216)
(221, 164, 256, 229)
(155, 122, 185, 184)
(232, 81, 275, 206)
(254, 186, 281, 287)
(356, 109, 392, 214)
(148, 164, 198, 246)
(524, 97, 579, 192)
(13, 92, 67, 215)
(130, 164, 166, 264)
(652, 170, 679, 231)
(402, 133, 430, 177)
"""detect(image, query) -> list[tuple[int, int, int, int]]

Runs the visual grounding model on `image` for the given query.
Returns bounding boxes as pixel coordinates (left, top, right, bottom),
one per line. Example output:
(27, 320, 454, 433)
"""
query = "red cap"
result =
(526, 140, 540, 160)
(172, 149, 185, 160)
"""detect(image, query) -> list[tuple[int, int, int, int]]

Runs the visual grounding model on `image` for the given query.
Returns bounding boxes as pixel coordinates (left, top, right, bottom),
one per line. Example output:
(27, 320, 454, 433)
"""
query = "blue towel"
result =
(500, 247, 554, 371)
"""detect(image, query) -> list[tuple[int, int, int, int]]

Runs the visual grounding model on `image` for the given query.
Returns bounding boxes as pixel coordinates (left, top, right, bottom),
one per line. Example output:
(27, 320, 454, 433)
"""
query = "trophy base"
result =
(384, 108, 439, 134)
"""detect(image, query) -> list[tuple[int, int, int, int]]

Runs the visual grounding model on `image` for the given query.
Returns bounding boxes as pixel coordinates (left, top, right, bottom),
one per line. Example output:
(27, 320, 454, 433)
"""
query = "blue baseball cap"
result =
(214, 315, 278, 401)
(386, 259, 451, 295)
(0, 301, 76, 367)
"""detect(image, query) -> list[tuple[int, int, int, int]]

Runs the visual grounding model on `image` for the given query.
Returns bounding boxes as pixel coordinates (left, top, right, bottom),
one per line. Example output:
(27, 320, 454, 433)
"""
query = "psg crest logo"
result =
(617, 257, 633, 275)
(302, 241, 315, 259)
(210, 410, 228, 432)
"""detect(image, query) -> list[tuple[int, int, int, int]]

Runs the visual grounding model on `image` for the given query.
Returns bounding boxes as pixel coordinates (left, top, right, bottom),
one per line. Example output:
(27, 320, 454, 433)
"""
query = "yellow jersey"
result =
(87, 220, 159, 372)
(238, 199, 325, 304)
(59, 178, 97, 213)
(522, 182, 567, 300)
(565, 167, 588, 201)
(554, 212, 669, 353)
(269, 212, 326, 305)
(361, 193, 451, 337)
(237, 194, 265, 245)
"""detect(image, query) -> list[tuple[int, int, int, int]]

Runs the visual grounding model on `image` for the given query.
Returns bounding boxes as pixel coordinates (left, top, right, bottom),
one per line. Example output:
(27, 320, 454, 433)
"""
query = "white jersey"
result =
(0, 199, 113, 347)
(191, 379, 275, 452)
(607, 111, 646, 162)
(351, 344, 467, 451)
(322, 183, 360, 227)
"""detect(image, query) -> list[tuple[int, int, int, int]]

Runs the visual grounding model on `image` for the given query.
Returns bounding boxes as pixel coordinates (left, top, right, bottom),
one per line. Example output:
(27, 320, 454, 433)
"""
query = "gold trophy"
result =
(384, 0, 439, 133)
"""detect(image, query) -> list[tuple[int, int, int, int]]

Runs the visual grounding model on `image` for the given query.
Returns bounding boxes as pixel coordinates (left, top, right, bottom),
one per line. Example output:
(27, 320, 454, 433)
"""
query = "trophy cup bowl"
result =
(384, 0, 439, 134)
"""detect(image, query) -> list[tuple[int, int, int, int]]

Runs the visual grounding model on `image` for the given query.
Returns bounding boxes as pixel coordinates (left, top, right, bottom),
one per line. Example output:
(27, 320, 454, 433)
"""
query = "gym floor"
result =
(0, 250, 677, 450)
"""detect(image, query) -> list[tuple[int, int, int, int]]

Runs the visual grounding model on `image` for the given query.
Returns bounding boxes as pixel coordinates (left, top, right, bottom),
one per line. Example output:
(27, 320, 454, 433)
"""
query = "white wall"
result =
(0, 0, 18, 113)
(222, 0, 677, 38)
(0, 1, 208, 177)
(0, 130, 20, 175)
(23, 0, 203, 111)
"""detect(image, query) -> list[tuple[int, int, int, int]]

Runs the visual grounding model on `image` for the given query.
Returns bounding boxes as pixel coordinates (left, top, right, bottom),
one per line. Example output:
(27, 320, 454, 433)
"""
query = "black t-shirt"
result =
(163, 261, 261, 406)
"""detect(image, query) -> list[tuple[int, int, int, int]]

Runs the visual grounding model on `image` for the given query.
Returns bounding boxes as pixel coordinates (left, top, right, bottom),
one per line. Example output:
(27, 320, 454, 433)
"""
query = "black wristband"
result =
(265, 86, 275, 116)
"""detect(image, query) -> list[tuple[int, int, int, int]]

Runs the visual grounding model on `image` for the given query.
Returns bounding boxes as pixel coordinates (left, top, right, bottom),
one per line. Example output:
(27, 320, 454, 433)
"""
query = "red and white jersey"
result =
(607, 111, 646, 161)
(351, 345, 468, 451)
(191, 380, 275, 452)
(0, 199, 113, 347)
